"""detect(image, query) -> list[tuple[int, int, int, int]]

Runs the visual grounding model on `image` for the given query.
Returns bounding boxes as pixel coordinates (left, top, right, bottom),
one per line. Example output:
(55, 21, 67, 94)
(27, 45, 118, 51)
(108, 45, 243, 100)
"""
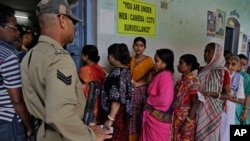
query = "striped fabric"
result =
(0, 40, 21, 122)
(196, 43, 227, 141)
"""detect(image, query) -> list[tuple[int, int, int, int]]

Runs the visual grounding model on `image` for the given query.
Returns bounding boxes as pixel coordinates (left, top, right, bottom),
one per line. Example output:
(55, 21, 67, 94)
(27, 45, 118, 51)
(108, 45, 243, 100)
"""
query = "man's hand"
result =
(89, 125, 112, 141)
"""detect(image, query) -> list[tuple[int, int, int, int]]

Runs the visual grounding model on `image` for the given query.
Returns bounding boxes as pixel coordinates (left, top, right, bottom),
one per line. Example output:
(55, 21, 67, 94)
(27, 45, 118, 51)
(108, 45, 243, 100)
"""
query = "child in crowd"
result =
(236, 54, 250, 124)
(171, 54, 200, 141)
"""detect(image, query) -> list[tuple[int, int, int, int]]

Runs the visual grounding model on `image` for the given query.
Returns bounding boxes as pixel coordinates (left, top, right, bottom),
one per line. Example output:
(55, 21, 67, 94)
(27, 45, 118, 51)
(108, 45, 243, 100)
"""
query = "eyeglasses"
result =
(0, 23, 19, 32)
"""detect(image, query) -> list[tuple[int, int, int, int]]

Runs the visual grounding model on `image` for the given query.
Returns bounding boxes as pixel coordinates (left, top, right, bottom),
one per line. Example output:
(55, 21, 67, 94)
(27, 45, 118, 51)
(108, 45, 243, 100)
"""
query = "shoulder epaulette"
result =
(55, 49, 69, 55)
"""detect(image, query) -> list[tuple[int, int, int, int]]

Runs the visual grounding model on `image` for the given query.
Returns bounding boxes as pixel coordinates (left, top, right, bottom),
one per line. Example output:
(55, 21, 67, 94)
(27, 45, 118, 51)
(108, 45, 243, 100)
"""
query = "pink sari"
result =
(140, 70, 174, 141)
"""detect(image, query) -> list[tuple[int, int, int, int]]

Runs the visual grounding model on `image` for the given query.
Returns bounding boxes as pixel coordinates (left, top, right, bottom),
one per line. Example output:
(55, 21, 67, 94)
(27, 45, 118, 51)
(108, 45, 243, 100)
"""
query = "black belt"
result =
(45, 124, 56, 132)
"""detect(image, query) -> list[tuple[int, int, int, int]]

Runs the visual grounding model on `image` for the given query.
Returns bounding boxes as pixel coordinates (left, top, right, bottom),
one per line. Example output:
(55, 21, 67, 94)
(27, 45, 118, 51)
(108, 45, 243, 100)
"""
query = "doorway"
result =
(224, 18, 240, 55)
(224, 27, 234, 52)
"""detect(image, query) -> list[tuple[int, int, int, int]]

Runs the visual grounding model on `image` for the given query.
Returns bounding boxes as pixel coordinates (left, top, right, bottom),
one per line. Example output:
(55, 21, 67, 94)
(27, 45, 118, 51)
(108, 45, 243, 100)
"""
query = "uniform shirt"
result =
(0, 40, 21, 122)
(20, 35, 95, 141)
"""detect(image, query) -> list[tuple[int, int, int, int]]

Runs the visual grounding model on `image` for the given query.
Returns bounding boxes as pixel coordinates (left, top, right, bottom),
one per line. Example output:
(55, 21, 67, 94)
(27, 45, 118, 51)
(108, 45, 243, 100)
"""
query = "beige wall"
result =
(97, 0, 250, 80)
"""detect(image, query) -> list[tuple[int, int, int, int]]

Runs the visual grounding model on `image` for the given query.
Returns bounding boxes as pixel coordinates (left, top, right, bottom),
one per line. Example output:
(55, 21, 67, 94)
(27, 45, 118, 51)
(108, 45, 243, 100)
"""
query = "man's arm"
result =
(8, 87, 33, 136)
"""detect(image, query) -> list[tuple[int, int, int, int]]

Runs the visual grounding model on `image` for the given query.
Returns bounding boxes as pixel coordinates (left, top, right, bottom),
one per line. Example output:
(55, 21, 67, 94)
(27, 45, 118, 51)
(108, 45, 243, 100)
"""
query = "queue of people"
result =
(1, 0, 250, 141)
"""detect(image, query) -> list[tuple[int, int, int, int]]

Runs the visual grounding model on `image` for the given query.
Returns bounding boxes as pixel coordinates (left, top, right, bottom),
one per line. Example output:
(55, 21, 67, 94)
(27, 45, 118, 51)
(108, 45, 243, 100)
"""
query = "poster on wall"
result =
(117, 0, 156, 36)
(215, 9, 226, 38)
(241, 34, 248, 52)
(207, 11, 216, 37)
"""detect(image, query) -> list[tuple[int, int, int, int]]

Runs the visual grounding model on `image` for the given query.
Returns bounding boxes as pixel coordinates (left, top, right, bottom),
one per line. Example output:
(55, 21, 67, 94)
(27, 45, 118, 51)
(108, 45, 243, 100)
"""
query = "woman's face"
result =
(204, 46, 215, 63)
(133, 41, 145, 55)
(81, 54, 88, 63)
(154, 54, 166, 72)
(107, 54, 114, 66)
(177, 58, 191, 74)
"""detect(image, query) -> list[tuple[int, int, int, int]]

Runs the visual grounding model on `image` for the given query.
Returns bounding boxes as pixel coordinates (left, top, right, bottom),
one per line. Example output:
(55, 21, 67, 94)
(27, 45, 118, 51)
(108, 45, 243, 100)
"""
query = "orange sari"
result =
(129, 56, 154, 141)
(78, 64, 106, 123)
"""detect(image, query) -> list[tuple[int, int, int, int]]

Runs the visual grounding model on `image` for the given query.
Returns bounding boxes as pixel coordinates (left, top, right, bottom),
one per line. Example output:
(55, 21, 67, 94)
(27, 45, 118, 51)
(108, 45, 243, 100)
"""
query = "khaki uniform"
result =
(21, 35, 95, 141)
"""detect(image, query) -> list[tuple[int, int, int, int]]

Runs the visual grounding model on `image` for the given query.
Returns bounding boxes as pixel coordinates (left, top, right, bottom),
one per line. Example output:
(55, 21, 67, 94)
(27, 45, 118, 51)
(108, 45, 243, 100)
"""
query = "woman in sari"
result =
(195, 42, 231, 141)
(101, 43, 132, 141)
(78, 45, 106, 125)
(171, 54, 200, 141)
(129, 37, 154, 141)
(140, 48, 174, 141)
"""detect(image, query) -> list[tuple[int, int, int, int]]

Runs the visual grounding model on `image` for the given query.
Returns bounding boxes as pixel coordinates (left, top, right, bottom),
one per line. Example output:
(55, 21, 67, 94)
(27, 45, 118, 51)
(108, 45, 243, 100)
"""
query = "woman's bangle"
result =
(108, 115, 115, 121)
(186, 117, 192, 122)
(216, 93, 221, 99)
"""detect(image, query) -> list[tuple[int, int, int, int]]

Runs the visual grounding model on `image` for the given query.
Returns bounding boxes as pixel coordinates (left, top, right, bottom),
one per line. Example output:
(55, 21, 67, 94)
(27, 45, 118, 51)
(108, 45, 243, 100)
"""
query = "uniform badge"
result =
(57, 70, 72, 85)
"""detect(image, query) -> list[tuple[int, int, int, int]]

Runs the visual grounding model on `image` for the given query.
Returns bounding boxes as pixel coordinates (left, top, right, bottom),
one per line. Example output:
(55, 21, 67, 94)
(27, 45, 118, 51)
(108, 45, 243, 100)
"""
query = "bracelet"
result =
(186, 117, 192, 122)
(108, 115, 115, 121)
(216, 93, 221, 99)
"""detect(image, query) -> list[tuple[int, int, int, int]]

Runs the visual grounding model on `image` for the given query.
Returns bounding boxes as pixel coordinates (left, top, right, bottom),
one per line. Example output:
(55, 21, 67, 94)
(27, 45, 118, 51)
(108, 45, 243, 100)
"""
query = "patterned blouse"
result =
(101, 67, 132, 115)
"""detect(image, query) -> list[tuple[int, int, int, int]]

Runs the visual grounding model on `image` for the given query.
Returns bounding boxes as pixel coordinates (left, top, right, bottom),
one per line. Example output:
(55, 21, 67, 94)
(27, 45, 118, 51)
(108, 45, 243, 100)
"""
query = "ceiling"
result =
(0, 0, 40, 26)
(0, 0, 78, 27)
(0, 0, 39, 13)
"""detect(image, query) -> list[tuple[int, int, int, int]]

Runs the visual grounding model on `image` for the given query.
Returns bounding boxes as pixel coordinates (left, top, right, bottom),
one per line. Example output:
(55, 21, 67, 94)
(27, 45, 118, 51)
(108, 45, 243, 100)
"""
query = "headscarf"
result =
(198, 43, 227, 92)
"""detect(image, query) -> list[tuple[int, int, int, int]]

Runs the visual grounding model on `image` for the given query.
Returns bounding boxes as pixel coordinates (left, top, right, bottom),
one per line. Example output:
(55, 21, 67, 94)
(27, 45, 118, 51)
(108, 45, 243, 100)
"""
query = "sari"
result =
(78, 64, 106, 124)
(140, 70, 174, 141)
(100, 67, 132, 141)
(195, 43, 229, 141)
(171, 72, 200, 141)
(129, 56, 153, 141)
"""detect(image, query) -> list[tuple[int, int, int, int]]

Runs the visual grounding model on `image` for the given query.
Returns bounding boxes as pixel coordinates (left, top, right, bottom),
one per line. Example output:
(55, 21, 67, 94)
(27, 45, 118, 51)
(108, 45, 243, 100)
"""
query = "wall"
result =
(97, 0, 250, 80)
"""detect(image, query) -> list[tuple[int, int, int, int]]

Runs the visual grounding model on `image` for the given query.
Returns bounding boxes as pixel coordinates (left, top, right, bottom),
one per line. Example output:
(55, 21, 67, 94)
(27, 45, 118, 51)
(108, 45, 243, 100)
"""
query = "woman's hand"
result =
(240, 110, 248, 122)
(104, 120, 113, 130)
(179, 122, 187, 135)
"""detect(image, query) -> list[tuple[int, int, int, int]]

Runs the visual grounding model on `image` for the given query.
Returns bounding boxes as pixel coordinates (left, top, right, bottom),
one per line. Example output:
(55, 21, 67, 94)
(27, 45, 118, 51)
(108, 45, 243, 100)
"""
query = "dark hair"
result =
(180, 54, 200, 71)
(0, 3, 15, 24)
(156, 48, 174, 73)
(238, 54, 248, 61)
(81, 45, 100, 63)
(224, 50, 233, 57)
(133, 36, 146, 46)
(108, 43, 131, 65)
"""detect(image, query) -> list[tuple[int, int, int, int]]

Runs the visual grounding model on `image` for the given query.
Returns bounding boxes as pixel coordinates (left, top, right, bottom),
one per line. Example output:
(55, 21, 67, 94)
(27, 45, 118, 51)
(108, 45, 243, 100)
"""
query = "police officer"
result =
(20, 0, 112, 141)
